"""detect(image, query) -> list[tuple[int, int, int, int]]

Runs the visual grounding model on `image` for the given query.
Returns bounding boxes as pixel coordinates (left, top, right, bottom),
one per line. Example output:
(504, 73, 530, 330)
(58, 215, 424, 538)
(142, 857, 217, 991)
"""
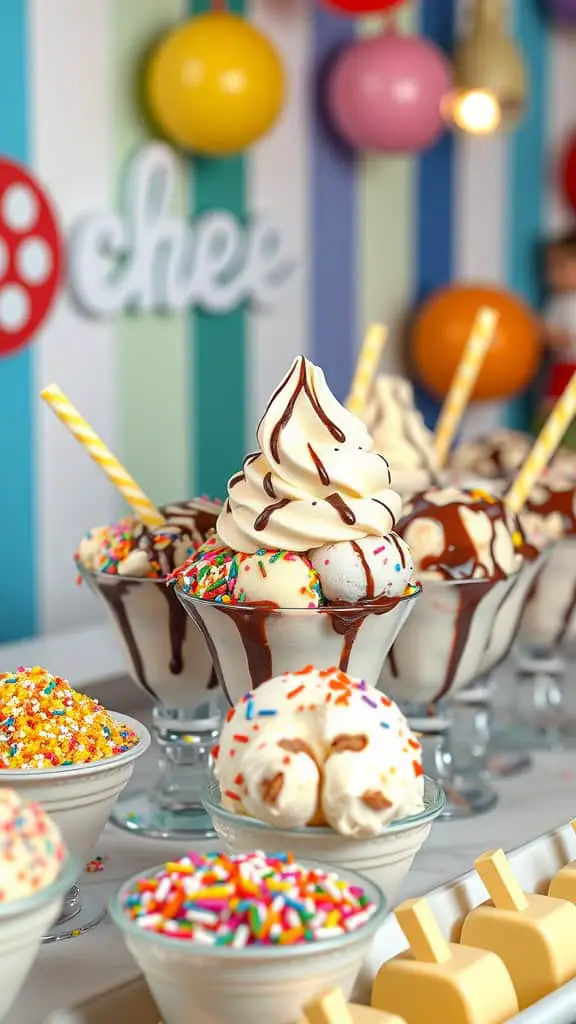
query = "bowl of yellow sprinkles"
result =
(0, 667, 150, 940)
(0, 666, 141, 768)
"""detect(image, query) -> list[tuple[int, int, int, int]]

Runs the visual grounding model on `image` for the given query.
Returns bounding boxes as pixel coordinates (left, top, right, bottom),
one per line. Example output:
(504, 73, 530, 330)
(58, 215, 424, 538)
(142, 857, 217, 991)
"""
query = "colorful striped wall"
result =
(0, 0, 575, 644)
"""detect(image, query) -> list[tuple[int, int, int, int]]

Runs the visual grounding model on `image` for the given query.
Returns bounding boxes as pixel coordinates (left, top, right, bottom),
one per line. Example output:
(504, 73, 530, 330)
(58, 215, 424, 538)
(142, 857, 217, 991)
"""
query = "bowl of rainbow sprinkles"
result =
(111, 850, 387, 1024)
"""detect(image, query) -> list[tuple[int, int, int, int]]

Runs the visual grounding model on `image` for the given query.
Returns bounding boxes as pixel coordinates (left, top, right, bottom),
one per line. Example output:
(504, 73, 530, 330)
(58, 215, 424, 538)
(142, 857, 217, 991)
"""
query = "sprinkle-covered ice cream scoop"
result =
(0, 788, 65, 901)
(214, 666, 424, 838)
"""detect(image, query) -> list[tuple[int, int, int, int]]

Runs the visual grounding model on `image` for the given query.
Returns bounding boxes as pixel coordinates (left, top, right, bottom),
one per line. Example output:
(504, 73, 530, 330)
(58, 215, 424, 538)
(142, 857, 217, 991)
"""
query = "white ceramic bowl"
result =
(110, 858, 387, 1024)
(0, 853, 76, 1019)
(0, 714, 150, 868)
(203, 776, 445, 902)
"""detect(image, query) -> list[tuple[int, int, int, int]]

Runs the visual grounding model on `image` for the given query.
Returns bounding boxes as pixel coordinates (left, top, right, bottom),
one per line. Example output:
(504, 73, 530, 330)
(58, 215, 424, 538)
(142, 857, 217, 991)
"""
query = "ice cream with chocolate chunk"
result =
(214, 666, 424, 837)
(362, 375, 440, 496)
(174, 357, 420, 696)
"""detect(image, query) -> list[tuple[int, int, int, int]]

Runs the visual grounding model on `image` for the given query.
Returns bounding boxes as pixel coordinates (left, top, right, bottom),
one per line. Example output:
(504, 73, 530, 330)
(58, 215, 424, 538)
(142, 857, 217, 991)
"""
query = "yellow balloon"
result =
(146, 11, 285, 156)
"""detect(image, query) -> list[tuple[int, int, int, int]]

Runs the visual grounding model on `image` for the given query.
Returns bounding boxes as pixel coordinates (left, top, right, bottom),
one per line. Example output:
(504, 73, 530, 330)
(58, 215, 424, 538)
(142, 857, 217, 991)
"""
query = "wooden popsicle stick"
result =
(395, 898, 452, 964)
(475, 849, 528, 912)
(302, 989, 354, 1024)
(571, 819, 576, 834)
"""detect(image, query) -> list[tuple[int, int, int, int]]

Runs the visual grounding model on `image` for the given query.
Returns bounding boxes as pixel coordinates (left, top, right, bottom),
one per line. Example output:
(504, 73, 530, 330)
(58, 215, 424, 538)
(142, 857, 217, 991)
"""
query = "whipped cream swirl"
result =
(217, 356, 402, 553)
(363, 375, 439, 485)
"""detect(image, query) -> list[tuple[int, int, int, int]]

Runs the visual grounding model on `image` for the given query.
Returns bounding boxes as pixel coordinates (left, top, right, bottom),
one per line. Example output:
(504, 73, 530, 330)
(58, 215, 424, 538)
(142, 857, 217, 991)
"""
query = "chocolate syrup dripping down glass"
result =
(198, 593, 410, 692)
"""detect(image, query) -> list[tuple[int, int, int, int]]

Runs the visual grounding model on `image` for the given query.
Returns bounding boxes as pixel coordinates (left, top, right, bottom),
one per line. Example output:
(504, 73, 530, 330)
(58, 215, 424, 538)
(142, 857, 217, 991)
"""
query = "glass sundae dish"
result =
(378, 486, 539, 818)
(174, 356, 421, 699)
(76, 497, 224, 840)
(502, 465, 576, 748)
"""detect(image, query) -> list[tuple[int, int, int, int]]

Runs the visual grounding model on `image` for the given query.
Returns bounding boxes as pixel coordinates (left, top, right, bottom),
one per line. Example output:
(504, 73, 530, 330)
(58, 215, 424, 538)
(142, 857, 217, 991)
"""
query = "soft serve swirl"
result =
(217, 356, 403, 553)
(363, 375, 439, 489)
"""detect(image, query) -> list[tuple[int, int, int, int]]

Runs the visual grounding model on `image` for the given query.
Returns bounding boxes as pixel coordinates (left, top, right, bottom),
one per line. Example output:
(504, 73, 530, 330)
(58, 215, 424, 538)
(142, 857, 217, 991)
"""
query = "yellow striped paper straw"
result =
(346, 323, 388, 416)
(505, 370, 576, 515)
(40, 384, 165, 527)
(434, 306, 499, 468)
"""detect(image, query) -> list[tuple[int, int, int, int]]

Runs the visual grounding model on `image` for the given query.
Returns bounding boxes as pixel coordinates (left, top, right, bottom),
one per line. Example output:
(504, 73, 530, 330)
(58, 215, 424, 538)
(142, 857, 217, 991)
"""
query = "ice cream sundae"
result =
(519, 466, 576, 650)
(76, 498, 220, 706)
(174, 356, 420, 699)
(379, 487, 535, 705)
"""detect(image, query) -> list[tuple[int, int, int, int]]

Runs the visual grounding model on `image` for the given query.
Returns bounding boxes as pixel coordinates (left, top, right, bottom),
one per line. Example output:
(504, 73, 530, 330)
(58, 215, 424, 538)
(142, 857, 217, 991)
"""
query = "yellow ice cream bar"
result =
(371, 897, 518, 1024)
(301, 989, 406, 1024)
(548, 819, 576, 904)
(461, 848, 576, 1010)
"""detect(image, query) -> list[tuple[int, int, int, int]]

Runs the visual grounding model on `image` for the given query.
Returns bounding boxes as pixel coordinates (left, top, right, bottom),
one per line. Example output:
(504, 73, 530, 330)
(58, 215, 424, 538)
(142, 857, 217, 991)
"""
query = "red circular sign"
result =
(0, 157, 63, 358)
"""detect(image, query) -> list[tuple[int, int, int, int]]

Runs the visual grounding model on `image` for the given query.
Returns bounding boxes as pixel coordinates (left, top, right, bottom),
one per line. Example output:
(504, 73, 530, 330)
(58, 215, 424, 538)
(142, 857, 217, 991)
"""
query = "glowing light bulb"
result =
(452, 88, 501, 135)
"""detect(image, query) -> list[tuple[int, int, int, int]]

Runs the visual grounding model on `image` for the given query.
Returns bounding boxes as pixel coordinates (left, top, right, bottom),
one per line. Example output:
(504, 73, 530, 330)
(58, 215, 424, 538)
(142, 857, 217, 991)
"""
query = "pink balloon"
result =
(327, 29, 453, 152)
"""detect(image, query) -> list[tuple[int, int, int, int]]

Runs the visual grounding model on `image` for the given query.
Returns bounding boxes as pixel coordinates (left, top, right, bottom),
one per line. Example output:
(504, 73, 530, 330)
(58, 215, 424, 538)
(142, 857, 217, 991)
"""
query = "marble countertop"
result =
(7, 682, 576, 1023)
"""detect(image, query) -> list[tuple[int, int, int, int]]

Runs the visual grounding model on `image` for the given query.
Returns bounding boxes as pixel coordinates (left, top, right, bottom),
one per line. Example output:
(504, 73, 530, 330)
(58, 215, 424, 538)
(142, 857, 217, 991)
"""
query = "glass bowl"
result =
(203, 775, 445, 902)
(110, 857, 387, 1024)
(379, 572, 522, 818)
(79, 564, 223, 841)
(176, 586, 421, 703)
(0, 713, 150, 941)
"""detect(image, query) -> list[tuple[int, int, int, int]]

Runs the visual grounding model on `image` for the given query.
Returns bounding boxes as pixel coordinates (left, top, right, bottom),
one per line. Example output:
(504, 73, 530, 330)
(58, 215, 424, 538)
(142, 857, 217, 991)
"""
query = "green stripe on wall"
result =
(112, 0, 189, 506)
(357, 5, 418, 372)
(189, 0, 247, 501)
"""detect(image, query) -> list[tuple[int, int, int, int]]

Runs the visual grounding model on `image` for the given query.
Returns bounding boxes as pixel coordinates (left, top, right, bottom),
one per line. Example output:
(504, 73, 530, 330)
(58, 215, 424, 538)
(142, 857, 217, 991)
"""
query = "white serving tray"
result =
(46, 819, 576, 1024)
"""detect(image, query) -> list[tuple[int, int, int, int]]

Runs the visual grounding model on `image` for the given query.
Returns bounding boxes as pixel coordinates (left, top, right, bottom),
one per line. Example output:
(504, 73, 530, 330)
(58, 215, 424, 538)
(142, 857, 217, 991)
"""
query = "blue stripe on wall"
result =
(505, 0, 549, 431)
(311, 6, 356, 402)
(0, 0, 36, 643)
(413, 0, 456, 431)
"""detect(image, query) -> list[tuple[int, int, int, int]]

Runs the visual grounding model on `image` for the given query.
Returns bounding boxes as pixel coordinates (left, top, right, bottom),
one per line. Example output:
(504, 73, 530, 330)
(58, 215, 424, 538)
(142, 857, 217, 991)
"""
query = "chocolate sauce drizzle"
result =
(265, 356, 346, 464)
(387, 490, 536, 703)
(326, 493, 356, 525)
(90, 500, 219, 698)
(397, 491, 533, 581)
(307, 443, 330, 486)
(196, 592, 411, 692)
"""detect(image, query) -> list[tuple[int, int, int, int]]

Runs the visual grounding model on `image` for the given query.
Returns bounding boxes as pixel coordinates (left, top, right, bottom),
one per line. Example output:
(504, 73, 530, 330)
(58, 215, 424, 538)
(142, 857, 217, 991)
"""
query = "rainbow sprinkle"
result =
(121, 851, 376, 945)
(172, 538, 325, 609)
(0, 667, 140, 768)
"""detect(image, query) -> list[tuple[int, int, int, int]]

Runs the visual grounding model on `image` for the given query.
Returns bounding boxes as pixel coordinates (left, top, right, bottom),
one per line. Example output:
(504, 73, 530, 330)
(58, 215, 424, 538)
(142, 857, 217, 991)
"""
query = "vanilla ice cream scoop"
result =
(0, 789, 65, 901)
(363, 375, 440, 495)
(398, 487, 531, 581)
(214, 666, 424, 838)
(309, 534, 414, 602)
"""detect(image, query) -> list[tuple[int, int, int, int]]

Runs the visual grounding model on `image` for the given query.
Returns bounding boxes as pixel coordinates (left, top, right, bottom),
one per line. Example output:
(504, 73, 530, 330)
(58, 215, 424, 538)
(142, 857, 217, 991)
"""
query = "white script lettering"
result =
(68, 143, 297, 317)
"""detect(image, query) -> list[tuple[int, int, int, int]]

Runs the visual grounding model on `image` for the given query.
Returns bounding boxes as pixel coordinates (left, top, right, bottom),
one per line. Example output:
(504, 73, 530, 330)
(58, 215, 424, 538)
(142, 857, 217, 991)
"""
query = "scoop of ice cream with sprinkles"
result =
(214, 666, 424, 838)
(0, 788, 65, 901)
(0, 666, 140, 769)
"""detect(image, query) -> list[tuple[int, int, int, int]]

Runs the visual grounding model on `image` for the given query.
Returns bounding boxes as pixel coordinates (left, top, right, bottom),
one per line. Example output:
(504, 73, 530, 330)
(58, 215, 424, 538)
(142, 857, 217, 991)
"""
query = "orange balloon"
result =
(412, 284, 541, 402)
